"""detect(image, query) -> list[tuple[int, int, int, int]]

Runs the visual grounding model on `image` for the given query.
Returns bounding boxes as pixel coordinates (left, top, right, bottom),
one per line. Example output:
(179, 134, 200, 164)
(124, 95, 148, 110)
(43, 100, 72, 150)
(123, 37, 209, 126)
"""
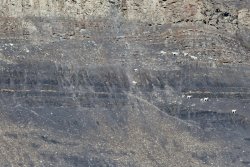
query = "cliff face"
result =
(0, 0, 250, 166)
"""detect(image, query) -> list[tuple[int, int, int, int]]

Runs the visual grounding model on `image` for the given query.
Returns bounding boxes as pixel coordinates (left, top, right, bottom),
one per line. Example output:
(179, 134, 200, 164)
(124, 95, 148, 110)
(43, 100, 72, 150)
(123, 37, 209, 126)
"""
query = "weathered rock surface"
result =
(0, 0, 250, 166)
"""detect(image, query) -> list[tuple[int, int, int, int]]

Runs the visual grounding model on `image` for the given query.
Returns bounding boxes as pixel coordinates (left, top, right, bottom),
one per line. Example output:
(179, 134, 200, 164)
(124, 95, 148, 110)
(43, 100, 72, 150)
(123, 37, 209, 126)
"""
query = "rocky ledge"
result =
(0, 0, 250, 166)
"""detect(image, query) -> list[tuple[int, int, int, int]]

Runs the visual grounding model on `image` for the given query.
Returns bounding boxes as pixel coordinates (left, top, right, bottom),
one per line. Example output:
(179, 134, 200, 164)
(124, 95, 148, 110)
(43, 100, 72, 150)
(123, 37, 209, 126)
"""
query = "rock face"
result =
(0, 0, 250, 166)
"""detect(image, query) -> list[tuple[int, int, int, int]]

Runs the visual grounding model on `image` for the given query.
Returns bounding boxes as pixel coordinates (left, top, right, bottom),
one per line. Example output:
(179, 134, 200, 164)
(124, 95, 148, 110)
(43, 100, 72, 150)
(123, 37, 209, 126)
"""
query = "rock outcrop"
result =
(0, 0, 250, 166)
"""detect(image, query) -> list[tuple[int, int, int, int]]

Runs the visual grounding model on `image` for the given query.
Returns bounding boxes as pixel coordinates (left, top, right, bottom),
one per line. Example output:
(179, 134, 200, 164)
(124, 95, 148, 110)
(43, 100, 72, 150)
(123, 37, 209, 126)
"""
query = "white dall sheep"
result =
(190, 55, 198, 60)
(172, 51, 179, 56)
(132, 81, 137, 85)
(160, 51, 167, 55)
(232, 109, 236, 114)
(183, 52, 188, 56)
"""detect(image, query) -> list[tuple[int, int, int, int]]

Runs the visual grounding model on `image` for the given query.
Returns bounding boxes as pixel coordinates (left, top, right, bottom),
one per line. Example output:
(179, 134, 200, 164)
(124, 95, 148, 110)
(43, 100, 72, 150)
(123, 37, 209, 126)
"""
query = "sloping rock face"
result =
(0, 0, 250, 166)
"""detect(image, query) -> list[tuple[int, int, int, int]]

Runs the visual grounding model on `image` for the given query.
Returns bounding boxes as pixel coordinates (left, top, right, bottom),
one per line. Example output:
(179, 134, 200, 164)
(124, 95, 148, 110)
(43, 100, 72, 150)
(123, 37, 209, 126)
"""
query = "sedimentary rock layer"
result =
(0, 0, 250, 166)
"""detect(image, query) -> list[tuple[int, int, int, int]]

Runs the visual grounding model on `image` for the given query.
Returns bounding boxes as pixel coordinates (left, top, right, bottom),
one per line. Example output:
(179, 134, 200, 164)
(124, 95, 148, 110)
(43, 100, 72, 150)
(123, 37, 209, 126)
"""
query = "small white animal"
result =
(134, 68, 138, 72)
(204, 97, 209, 102)
(187, 95, 192, 99)
(172, 51, 179, 56)
(190, 55, 198, 60)
(183, 52, 188, 56)
(132, 81, 137, 85)
(25, 48, 30, 53)
(160, 51, 167, 54)
(232, 109, 236, 114)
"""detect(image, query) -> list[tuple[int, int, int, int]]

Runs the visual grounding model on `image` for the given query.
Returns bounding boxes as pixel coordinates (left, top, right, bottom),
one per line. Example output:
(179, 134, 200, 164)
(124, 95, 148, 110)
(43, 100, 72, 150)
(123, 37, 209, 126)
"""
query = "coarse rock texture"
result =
(0, 0, 250, 166)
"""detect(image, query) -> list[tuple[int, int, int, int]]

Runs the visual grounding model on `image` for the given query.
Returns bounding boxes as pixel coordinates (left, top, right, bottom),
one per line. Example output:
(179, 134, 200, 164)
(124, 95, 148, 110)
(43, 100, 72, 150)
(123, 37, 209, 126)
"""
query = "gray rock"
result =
(0, 0, 250, 166)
